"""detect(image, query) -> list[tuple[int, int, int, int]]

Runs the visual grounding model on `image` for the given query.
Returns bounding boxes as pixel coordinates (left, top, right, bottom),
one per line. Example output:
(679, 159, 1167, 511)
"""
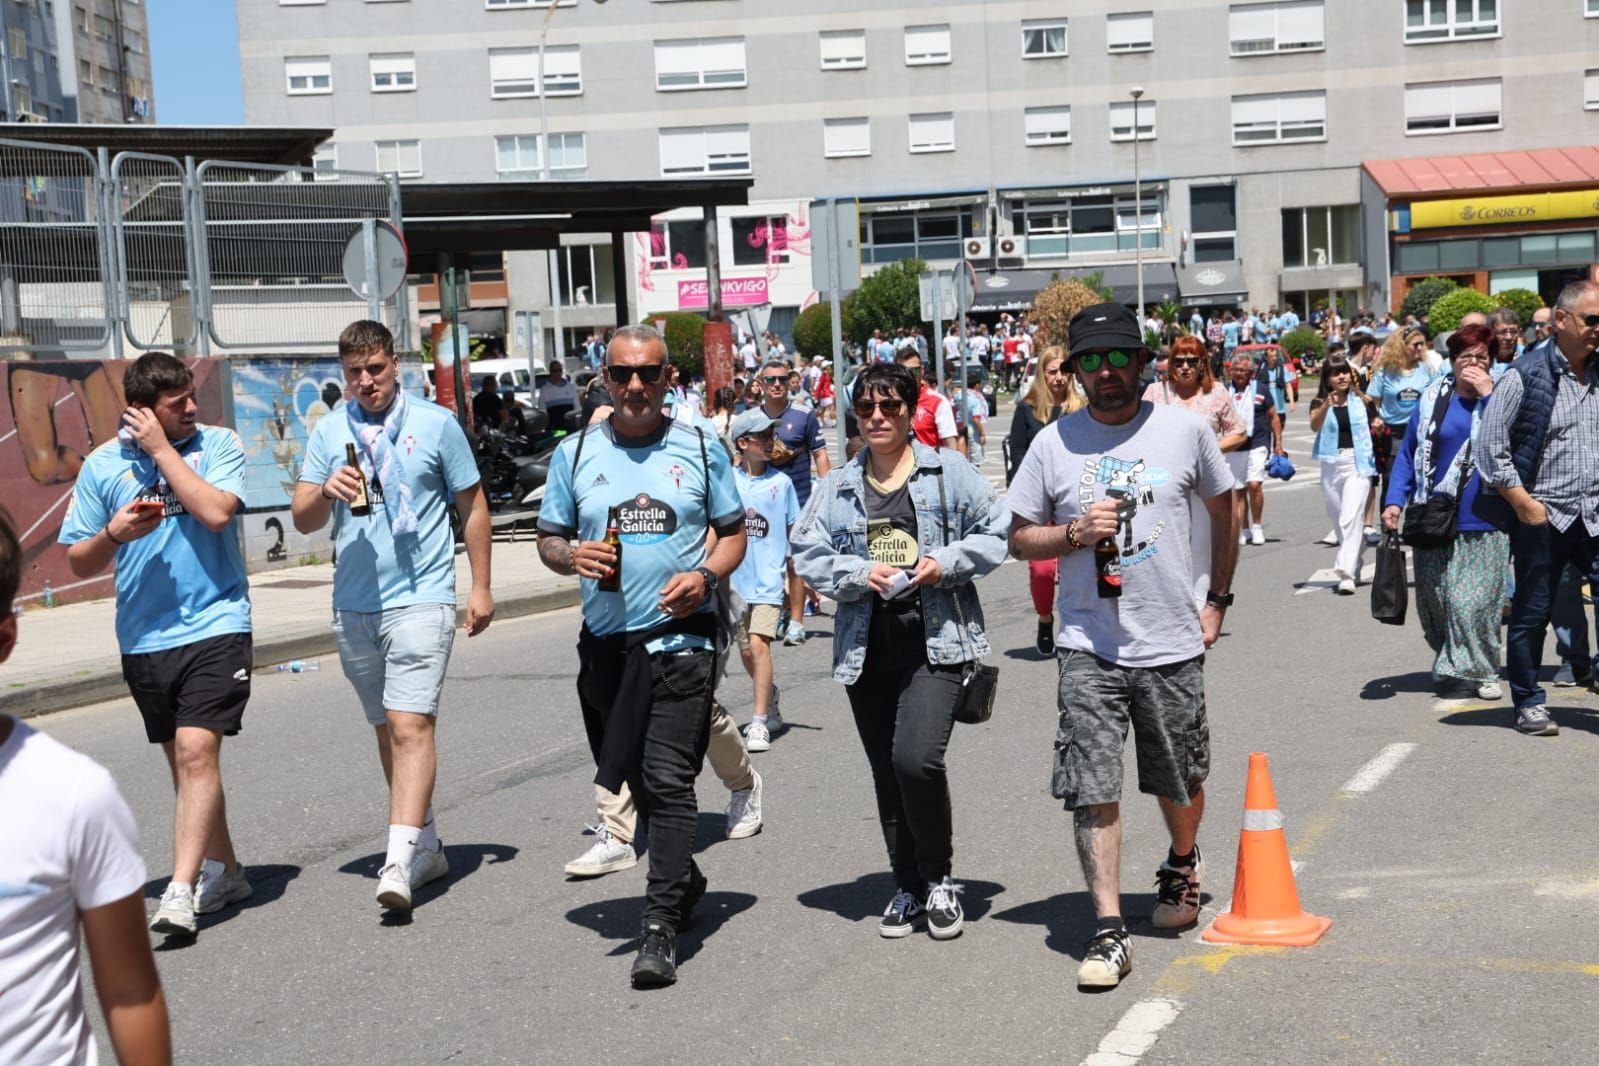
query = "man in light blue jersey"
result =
(537, 325, 746, 989)
(61, 352, 254, 939)
(292, 320, 495, 916)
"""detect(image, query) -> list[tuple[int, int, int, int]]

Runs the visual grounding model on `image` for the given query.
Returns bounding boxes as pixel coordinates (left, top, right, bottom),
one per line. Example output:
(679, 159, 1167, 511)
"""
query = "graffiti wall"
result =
(0, 358, 227, 607)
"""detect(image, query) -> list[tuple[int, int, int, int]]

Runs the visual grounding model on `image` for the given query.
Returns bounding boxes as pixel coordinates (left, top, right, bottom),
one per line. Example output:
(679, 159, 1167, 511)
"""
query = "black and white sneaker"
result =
(1151, 846, 1203, 929)
(926, 877, 965, 940)
(1036, 619, 1055, 656)
(1077, 929, 1133, 989)
(877, 889, 926, 938)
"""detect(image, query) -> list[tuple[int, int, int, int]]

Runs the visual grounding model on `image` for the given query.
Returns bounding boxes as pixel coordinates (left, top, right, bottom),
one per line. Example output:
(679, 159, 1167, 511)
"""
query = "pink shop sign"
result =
(677, 277, 769, 309)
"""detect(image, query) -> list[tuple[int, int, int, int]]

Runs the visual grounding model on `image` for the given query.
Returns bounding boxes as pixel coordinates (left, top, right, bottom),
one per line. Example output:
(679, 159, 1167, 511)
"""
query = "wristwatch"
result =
(694, 566, 719, 601)
(1205, 590, 1235, 608)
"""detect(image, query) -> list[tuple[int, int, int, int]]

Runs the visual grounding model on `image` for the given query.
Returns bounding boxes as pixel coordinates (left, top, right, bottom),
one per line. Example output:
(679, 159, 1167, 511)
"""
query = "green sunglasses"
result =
(1075, 349, 1135, 372)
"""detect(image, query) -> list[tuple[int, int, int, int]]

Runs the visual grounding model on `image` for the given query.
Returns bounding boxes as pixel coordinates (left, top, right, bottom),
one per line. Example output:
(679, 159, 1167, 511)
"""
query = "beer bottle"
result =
(345, 442, 372, 517)
(597, 505, 623, 592)
(1095, 536, 1122, 599)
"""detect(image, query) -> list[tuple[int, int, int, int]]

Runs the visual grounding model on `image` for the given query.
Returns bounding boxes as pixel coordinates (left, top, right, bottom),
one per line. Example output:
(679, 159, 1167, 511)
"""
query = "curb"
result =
(3, 585, 581, 722)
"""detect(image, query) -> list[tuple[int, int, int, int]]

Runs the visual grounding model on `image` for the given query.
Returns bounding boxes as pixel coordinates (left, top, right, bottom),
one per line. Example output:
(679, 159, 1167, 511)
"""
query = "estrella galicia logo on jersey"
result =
(744, 506, 770, 539)
(617, 494, 677, 544)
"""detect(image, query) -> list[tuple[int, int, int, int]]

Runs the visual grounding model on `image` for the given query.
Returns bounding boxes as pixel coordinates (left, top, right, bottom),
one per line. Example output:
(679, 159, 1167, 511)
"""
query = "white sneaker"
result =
(1317, 530, 1340, 546)
(1250, 525, 1265, 546)
(194, 859, 253, 915)
(376, 863, 411, 911)
(1477, 680, 1503, 701)
(1337, 577, 1356, 595)
(726, 770, 764, 840)
(410, 843, 450, 890)
(150, 882, 198, 936)
(1238, 531, 1247, 545)
(1364, 526, 1381, 546)
(744, 719, 771, 753)
(563, 825, 638, 879)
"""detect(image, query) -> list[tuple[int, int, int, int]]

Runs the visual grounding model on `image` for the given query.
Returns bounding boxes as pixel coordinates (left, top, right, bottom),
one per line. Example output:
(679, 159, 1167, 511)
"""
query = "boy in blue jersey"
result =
(60, 352, 255, 939)
(537, 325, 747, 989)
(729, 408, 800, 752)
(291, 321, 495, 916)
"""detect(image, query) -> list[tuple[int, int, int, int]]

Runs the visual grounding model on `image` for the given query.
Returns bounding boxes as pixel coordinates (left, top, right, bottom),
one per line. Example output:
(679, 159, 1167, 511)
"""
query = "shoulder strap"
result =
(695, 424, 711, 507)
(568, 422, 593, 527)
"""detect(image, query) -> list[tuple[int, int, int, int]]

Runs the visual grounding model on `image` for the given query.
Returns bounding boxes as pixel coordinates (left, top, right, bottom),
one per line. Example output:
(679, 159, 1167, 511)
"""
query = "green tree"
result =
(1399, 276, 1459, 321)
(845, 258, 928, 344)
(642, 311, 707, 376)
(1280, 326, 1327, 363)
(1428, 288, 1498, 333)
(1491, 287, 1543, 326)
(792, 301, 840, 360)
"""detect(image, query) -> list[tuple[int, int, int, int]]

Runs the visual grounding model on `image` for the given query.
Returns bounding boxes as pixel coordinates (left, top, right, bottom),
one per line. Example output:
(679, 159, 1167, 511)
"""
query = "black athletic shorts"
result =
(122, 632, 253, 744)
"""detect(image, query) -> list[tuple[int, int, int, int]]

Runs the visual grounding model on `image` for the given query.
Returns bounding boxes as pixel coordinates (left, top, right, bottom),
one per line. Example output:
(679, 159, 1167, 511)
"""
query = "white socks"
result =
(419, 808, 440, 853)
(386, 824, 419, 873)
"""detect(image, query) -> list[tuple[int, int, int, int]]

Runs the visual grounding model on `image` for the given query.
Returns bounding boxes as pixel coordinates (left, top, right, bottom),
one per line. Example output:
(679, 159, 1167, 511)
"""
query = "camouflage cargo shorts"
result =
(1051, 649, 1210, 810)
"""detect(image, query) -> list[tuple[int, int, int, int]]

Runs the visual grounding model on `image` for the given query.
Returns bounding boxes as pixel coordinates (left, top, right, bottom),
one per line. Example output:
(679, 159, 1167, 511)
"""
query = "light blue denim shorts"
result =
(332, 603, 457, 724)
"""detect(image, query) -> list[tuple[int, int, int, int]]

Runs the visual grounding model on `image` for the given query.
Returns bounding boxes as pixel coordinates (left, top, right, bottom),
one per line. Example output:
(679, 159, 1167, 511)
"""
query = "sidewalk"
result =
(2, 532, 580, 719)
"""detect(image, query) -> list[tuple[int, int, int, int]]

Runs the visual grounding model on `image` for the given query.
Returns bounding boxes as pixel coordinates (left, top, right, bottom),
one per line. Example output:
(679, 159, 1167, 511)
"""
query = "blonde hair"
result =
(1376, 327, 1426, 376)
(1024, 345, 1084, 421)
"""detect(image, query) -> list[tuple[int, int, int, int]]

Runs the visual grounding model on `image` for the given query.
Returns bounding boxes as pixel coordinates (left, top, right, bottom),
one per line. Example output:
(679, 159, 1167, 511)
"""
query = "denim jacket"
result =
(792, 441, 1009, 685)
(1310, 392, 1377, 478)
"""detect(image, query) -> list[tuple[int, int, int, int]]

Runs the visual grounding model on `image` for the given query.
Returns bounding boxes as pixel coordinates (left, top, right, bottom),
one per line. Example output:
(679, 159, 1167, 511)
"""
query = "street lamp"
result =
(1129, 85, 1145, 329)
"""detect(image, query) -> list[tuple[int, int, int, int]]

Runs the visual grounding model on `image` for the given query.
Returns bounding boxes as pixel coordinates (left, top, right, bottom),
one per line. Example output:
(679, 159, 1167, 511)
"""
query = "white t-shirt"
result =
(942, 335, 962, 363)
(0, 719, 146, 1066)
(538, 378, 579, 409)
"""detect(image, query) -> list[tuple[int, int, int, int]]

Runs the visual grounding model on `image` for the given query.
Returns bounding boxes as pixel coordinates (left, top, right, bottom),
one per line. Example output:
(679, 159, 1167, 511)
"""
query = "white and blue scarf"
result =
(346, 390, 419, 536)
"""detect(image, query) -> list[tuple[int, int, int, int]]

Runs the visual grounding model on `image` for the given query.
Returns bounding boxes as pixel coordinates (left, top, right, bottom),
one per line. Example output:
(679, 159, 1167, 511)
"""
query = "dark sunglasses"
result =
(605, 363, 666, 385)
(760, 374, 788, 385)
(1563, 311, 1599, 328)
(1075, 350, 1134, 372)
(853, 398, 907, 418)
(1169, 357, 1203, 368)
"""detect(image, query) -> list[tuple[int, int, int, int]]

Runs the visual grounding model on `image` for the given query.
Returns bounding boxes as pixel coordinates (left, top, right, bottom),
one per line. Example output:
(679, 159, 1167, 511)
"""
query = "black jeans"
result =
(1507, 522, 1598, 709)
(578, 647, 713, 925)
(844, 605, 964, 895)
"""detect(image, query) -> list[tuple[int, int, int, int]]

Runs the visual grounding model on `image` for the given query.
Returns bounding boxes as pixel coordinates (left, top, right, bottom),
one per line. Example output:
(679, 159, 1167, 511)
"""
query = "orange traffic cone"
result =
(1202, 752, 1331, 947)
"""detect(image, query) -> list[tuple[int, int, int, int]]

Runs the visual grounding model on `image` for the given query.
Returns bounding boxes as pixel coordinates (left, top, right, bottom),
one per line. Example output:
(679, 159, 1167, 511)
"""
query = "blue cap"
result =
(729, 408, 778, 442)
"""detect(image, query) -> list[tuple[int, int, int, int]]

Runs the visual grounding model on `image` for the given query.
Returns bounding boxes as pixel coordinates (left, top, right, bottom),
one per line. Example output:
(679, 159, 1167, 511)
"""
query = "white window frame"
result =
(1231, 90, 1327, 145)
(658, 125, 751, 177)
(904, 24, 951, 65)
(374, 139, 422, 179)
(1189, 185, 1238, 263)
(1590, 0, 1599, 18)
(1404, 0, 1499, 42)
(908, 112, 955, 154)
(489, 45, 581, 98)
(1585, 69, 1599, 109)
(284, 56, 331, 95)
(1228, 1, 1325, 55)
(369, 53, 415, 92)
(1021, 19, 1068, 58)
(819, 29, 866, 70)
(547, 132, 587, 178)
(1404, 77, 1502, 134)
(1108, 99, 1156, 141)
(495, 134, 541, 180)
(312, 144, 338, 181)
(654, 37, 747, 91)
(823, 117, 871, 158)
(1106, 11, 1154, 52)
(1024, 105, 1072, 146)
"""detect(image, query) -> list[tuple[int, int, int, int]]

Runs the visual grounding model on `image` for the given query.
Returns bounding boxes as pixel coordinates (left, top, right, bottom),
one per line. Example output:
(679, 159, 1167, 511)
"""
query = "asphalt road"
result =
(38, 403, 1599, 1064)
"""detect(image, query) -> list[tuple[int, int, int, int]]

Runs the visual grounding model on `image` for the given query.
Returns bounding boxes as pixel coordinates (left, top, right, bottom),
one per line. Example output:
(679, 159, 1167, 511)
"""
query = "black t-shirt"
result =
(865, 475, 921, 614)
(1333, 405, 1354, 449)
(472, 389, 505, 426)
(1231, 385, 1275, 450)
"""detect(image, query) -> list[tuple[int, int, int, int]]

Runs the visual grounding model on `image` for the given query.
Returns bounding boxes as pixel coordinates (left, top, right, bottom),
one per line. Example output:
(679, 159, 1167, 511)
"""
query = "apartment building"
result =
(1, 0, 70, 122)
(237, 0, 1599, 357)
(56, 0, 155, 123)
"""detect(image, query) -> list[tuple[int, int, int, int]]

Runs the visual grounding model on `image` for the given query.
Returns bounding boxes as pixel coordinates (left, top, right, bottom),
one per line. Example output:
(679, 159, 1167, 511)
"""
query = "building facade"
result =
(56, 0, 156, 123)
(0, 0, 70, 122)
(236, 0, 1599, 358)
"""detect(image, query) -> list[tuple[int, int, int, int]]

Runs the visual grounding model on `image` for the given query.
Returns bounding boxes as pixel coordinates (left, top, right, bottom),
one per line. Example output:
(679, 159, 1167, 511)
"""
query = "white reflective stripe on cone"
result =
(1241, 808, 1285, 832)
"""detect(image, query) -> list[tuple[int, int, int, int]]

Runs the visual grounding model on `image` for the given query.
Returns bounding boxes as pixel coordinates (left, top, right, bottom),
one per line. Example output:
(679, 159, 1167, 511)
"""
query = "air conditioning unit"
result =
(963, 236, 991, 259)
(996, 235, 1021, 258)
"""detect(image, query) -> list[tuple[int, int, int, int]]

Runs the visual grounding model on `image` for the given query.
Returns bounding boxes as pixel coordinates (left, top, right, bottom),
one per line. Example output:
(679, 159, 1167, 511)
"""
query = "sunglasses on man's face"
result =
(760, 374, 788, 386)
(605, 363, 666, 385)
(1075, 350, 1134, 373)
(853, 398, 907, 419)
(1563, 311, 1599, 328)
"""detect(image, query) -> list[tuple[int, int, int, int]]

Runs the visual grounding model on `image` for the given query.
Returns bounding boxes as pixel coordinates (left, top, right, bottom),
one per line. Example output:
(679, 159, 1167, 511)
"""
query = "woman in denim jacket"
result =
(792, 364, 1008, 944)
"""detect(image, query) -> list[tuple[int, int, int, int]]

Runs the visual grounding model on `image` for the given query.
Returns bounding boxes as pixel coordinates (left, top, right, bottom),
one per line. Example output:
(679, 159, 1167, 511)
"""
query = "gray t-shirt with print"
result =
(1008, 401, 1233, 668)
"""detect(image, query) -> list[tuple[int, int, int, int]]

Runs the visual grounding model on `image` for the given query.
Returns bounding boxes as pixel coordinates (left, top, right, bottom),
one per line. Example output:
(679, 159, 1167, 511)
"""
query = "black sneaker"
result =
(1077, 929, 1133, 989)
(677, 864, 708, 931)
(631, 920, 678, 989)
(926, 877, 965, 940)
(877, 889, 926, 938)
(1036, 620, 1055, 656)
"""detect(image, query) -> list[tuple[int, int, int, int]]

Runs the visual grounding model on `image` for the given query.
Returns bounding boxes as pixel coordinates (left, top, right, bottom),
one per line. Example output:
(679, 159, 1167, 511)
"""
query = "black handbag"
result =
(1370, 530, 1409, 627)
(934, 469, 999, 724)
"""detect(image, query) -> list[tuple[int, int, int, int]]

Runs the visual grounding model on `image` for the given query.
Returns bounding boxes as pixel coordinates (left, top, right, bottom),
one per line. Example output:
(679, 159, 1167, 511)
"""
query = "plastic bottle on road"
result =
(272, 659, 322, 674)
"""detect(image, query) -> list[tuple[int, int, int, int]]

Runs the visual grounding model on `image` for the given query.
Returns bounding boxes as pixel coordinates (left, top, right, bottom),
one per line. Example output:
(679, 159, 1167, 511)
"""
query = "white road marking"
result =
(1080, 997, 1184, 1066)
(1340, 742, 1418, 794)
(1293, 562, 1378, 594)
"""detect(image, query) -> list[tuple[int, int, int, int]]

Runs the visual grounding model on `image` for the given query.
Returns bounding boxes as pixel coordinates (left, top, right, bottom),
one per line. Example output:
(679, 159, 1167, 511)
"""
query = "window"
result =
(819, 29, 866, 69)
(312, 144, 338, 181)
(284, 56, 331, 95)
(648, 220, 708, 269)
(908, 112, 955, 153)
(495, 132, 586, 179)
(659, 125, 751, 176)
(654, 38, 746, 90)
(1228, 1, 1324, 54)
(1189, 185, 1237, 261)
(374, 139, 422, 178)
(6, 28, 24, 60)
(1405, 0, 1498, 41)
(1108, 99, 1156, 140)
(1024, 106, 1072, 146)
(823, 117, 871, 158)
(905, 24, 951, 65)
(487, 0, 574, 7)
(1281, 205, 1360, 267)
(1107, 12, 1154, 52)
(1013, 194, 1162, 258)
(1405, 78, 1501, 132)
(860, 209, 974, 264)
(489, 45, 581, 97)
(1590, 0, 1599, 15)
(554, 244, 616, 306)
(1232, 90, 1326, 144)
(732, 216, 792, 266)
(548, 132, 587, 177)
(369, 53, 415, 92)
(1587, 69, 1599, 109)
(1022, 19, 1068, 58)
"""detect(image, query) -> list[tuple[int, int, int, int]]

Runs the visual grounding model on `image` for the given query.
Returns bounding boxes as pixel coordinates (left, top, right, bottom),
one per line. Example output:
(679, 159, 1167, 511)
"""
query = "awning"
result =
(965, 262, 1179, 313)
(1177, 260, 1247, 305)
(1363, 144, 1599, 197)
(857, 191, 988, 215)
(1098, 262, 1180, 306)
(966, 268, 1060, 313)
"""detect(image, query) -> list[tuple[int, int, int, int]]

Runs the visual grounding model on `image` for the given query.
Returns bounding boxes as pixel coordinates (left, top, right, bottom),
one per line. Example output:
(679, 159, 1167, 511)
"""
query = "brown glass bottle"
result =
(1095, 537, 1122, 599)
(597, 506, 623, 592)
(345, 442, 372, 517)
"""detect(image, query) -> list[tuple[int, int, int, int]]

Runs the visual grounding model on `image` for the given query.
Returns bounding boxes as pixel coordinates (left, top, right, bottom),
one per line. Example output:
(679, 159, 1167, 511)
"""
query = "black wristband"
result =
(104, 525, 125, 546)
(320, 483, 335, 500)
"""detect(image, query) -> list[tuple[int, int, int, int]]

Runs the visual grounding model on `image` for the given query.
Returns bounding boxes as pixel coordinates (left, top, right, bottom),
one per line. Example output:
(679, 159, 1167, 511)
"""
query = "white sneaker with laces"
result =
(745, 719, 771, 753)
(1151, 847, 1204, 929)
(726, 770, 764, 839)
(1477, 680, 1503, 701)
(563, 824, 637, 878)
(410, 843, 450, 890)
(1250, 524, 1265, 546)
(150, 882, 198, 936)
(376, 864, 411, 911)
(1337, 577, 1356, 595)
(194, 859, 253, 915)
(1238, 531, 1247, 545)
(1317, 530, 1340, 546)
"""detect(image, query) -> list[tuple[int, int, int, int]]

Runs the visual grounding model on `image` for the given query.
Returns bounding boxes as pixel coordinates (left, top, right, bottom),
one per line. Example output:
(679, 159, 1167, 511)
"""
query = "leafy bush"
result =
(1280, 326, 1327, 363)
(1428, 288, 1499, 333)
(1492, 287, 1543, 326)
(1399, 276, 1458, 321)
(1031, 275, 1113, 348)
(845, 258, 928, 344)
(642, 311, 707, 376)
(792, 301, 840, 361)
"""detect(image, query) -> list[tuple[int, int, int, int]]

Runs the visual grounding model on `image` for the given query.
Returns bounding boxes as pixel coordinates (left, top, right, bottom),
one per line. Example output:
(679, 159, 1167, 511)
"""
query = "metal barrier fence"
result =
(0, 138, 407, 357)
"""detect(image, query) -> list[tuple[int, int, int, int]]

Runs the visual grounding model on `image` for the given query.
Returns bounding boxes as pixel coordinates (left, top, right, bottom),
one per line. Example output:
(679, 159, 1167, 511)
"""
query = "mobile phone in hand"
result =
(882, 568, 915, 599)
(130, 500, 165, 517)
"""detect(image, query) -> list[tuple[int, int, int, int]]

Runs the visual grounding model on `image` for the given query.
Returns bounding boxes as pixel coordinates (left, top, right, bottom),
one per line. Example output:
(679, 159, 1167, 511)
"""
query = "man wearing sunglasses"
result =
(537, 325, 746, 988)
(1478, 280, 1599, 737)
(1007, 302, 1237, 991)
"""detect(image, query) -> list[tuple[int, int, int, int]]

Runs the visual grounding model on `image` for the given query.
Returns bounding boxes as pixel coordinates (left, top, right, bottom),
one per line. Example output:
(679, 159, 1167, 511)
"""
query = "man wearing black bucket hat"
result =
(1007, 303, 1238, 990)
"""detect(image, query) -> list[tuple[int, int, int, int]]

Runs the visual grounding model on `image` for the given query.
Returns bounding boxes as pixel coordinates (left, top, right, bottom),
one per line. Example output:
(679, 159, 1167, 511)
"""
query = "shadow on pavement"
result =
(988, 889, 1198, 957)
(1003, 646, 1051, 663)
(338, 843, 520, 919)
(1439, 704, 1599, 736)
(564, 888, 757, 963)
(147, 863, 303, 949)
(1360, 671, 1436, 700)
(796, 874, 1006, 923)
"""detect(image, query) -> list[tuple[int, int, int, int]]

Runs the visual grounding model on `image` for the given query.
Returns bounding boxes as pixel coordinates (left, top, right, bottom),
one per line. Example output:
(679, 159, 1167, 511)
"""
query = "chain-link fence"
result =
(112, 151, 197, 352)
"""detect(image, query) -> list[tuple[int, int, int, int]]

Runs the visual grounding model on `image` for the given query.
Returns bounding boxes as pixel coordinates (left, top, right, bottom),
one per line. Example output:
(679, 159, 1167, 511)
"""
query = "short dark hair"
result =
(854, 364, 919, 410)
(339, 320, 394, 358)
(1347, 332, 1379, 356)
(1447, 322, 1497, 362)
(0, 510, 18, 616)
(123, 351, 192, 407)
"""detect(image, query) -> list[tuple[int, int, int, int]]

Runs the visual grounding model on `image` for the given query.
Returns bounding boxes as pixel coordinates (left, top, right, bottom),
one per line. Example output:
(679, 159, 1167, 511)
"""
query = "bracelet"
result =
(320, 484, 335, 500)
(1065, 519, 1083, 551)
(104, 525, 125, 546)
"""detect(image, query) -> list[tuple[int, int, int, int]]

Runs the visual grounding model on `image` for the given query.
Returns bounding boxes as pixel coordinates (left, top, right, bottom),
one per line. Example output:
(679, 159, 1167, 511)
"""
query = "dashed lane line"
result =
(1339, 743, 1418, 794)
(1080, 996, 1184, 1066)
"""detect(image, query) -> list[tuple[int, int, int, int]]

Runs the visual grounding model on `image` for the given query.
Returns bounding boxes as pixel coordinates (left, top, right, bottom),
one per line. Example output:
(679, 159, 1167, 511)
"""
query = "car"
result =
(467, 357, 549, 410)
(1017, 355, 1039, 398)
